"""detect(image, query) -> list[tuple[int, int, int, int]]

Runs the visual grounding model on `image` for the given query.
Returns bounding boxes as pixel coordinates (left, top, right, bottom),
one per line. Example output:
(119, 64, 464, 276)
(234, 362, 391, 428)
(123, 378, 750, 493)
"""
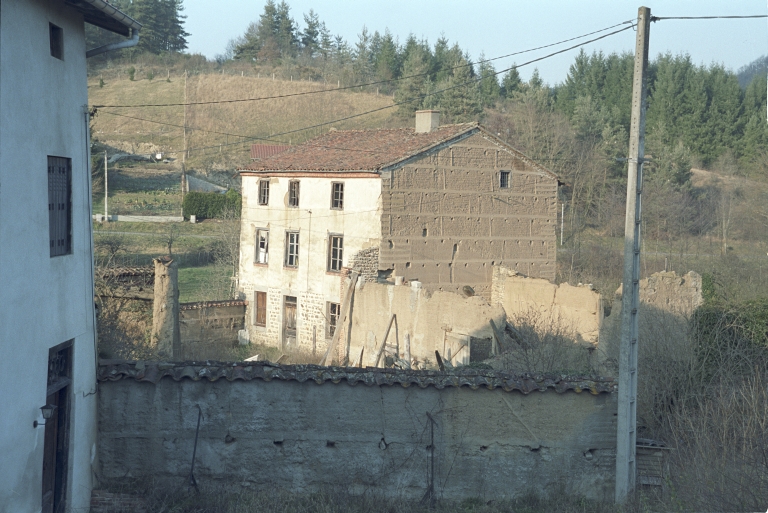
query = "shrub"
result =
(182, 189, 241, 220)
(146, 69, 154, 81)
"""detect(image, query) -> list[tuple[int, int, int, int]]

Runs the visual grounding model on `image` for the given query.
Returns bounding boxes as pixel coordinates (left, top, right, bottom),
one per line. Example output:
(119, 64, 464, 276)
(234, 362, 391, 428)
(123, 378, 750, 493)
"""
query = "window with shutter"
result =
(48, 156, 72, 257)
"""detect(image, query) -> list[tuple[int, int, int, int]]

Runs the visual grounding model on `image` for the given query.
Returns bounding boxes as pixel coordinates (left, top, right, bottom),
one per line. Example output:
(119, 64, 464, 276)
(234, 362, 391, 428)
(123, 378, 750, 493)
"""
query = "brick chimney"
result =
(415, 110, 440, 133)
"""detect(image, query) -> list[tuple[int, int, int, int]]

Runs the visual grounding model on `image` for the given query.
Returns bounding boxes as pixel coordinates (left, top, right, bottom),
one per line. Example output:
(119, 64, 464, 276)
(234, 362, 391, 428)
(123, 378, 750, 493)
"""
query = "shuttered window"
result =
(48, 156, 72, 257)
(254, 291, 267, 327)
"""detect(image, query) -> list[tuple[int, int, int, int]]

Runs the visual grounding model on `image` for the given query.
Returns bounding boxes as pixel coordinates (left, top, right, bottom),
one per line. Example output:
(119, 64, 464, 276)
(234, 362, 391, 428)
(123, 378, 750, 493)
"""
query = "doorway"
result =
(283, 296, 297, 349)
(42, 341, 72, 513)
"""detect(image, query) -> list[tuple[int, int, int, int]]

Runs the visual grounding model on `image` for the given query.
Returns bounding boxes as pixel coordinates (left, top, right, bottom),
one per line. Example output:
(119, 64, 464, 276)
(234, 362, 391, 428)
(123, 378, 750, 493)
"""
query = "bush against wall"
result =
(182, 189, 241, 220)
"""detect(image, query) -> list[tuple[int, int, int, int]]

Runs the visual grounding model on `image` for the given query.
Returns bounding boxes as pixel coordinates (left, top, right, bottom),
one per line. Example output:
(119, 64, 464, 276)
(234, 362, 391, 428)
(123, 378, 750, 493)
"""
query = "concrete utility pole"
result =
(104, 150, 108, 221)
(616, 6, 651, 503)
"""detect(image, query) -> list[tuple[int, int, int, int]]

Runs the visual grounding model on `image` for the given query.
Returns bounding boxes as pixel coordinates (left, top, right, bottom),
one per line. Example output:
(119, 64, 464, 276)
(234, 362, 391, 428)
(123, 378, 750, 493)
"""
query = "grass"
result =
(177, 265, 231, 303)
(88, 71, 402, 172)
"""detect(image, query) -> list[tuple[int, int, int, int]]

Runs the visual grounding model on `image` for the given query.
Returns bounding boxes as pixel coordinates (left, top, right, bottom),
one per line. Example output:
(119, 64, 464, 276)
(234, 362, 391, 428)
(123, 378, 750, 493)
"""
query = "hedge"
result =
(182, 189, 241, 220)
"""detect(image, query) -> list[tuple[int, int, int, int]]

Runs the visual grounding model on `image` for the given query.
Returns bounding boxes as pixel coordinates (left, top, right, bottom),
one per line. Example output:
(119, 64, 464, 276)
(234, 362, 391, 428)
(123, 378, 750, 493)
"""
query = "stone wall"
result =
(97, 361, 617, 502)
(379, 133, 559, 299)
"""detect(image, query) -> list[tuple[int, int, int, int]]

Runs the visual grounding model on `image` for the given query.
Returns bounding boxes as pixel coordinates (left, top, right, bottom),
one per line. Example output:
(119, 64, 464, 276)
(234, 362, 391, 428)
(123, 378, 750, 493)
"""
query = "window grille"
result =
(254, 291, 267, 327)
(499, 170, 511, 189)
(285, 231, 299, 267)
(289, 180, 300, 207)
(256, 229, 269, 264)
(328, 235, 343, 272)
(331, 182, 344, 210)
(258, 180, 270, 205)
(48, 156, 72, 257)
(327, 302, 341, 338)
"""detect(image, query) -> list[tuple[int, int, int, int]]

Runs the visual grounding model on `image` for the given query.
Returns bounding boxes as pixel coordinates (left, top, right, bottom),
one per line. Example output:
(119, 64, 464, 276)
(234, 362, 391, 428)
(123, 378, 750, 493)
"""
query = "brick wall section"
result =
(380, 132, 558, 298)
(491, 264, 519, 306)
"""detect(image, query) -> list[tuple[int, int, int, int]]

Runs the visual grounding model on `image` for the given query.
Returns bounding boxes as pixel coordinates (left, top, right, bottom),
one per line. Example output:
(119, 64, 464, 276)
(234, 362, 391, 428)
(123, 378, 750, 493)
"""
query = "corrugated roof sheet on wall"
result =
(97, 360, 617, 394)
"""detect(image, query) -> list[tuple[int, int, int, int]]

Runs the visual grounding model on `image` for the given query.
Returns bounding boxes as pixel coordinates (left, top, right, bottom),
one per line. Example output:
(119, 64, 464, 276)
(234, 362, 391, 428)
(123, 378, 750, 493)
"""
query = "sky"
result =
(182, 0, 767, 85)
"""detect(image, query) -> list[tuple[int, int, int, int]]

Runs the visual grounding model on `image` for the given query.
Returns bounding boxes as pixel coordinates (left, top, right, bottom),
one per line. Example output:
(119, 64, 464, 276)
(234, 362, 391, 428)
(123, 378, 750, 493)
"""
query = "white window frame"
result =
(327, 234, 343, 272)
(285, 231, 300, 267)
(255, 228, 269, 264)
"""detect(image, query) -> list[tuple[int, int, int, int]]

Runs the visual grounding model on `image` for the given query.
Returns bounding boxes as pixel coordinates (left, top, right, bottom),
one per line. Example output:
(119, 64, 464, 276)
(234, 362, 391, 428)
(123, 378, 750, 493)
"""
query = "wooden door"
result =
(283, 296, 297, 349)
(43, 342, 71, 513)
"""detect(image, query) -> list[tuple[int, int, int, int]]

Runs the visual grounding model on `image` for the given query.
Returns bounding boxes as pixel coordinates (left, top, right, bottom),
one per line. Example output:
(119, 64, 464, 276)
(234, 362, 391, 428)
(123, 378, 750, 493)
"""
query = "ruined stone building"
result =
(0, 1, 141, 512)
(237, 111, 559, 351)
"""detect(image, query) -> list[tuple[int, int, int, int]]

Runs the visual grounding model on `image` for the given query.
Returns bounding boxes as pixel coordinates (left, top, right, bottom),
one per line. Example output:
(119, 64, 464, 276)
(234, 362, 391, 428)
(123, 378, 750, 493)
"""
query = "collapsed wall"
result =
(346, 281, 506, 368)
(97, 361, 617, 502)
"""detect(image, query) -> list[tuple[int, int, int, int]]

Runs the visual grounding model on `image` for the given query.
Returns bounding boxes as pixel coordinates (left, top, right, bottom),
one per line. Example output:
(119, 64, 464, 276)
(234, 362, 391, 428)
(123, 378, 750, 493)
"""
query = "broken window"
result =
(49, 23, 63, 60)
(255, 229, 269, 264)
(48, 156, 72, 257)
(254, 291, 267, 327)
(285, 231, 299, 267)
(331, 182, 344, 210)
(288, 180, 300, 207)
(327, 302, 341, 338)
(328, 234, 343, 272)
(258, 180, 269, 205)
(499, 170, 511, 189)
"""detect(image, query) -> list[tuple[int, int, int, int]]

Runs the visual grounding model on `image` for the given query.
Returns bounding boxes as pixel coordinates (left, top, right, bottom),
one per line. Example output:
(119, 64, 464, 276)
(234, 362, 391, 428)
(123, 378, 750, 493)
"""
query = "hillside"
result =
(88, 71, 404, 172)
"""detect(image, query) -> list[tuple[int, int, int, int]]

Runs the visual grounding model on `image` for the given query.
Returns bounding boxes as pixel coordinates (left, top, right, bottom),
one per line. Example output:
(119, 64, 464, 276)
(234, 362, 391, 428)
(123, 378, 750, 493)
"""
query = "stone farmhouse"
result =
(238, 111, 560, 351)
(0, 1, 140, 512)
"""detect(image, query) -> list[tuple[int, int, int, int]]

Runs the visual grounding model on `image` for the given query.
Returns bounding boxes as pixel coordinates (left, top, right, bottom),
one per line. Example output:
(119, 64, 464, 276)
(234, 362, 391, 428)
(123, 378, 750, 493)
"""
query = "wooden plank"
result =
(372, 314, 397, 367)
(489, 319, 507, 353)
(319, 271, 359, 366)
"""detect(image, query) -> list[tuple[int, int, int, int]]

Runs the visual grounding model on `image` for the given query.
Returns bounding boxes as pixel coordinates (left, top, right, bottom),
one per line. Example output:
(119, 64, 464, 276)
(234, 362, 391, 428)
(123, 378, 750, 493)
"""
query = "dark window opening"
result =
(331, 182, 344, 210)
(327, 302, 341, 338)
(254, 291, 267, 327)
(328, 235, 343, 272)
(49, 23, 63, 60)
(285, 231, 299, 267)
(258, 180, 270, 205)
(499, 170, 511, 189)
(289, 180, 300, 207)
(48, 156, 72, 257)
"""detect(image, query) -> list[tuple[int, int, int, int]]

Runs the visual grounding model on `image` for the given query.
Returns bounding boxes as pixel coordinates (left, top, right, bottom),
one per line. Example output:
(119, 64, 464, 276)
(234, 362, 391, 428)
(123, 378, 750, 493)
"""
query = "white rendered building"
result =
(0, 2, 139, 511)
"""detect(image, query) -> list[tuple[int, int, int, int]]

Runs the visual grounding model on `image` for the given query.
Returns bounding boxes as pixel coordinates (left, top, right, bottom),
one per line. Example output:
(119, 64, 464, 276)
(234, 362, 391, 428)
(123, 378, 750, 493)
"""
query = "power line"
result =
(652, 14, 767, 21)
(91, 20, 634, 109)
(97, 24, 634, 159)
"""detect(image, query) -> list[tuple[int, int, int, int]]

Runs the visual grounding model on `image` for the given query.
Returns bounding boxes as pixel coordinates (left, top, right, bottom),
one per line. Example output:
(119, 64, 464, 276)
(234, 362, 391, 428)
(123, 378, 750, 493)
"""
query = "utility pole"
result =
(182, 70, 187, 216)
(616, 6, 650, 503)
(104, 150, 108, 221)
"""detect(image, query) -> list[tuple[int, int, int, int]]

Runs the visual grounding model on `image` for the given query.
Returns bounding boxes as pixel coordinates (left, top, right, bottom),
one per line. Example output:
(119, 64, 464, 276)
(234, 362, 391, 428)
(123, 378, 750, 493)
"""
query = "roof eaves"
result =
(64, 0, 141, 36)
(378, 124, 479, 172)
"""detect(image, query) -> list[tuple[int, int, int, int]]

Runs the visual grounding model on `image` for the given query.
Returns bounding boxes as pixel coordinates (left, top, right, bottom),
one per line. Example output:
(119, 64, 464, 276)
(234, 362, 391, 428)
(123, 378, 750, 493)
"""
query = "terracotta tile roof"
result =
(250, 144, 291, 160)
(241, 123, 478, 173)
(97, 360, 616, 395)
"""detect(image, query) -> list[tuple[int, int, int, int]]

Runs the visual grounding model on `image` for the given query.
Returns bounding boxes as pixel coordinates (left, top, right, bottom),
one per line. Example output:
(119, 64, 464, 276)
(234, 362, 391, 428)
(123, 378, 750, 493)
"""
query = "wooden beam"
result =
(319, 271, 359, 366)
(489, 319, 507, 353)
(372, 314, 397, 367)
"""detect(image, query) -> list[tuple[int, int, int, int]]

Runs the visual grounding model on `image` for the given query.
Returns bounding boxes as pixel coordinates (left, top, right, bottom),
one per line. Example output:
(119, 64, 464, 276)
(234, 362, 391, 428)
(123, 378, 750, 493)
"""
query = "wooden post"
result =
(319, 271, 358, 366)
(404, 333, 411, 369)
(489, 319, 506, 353)
(104, 151, 108, 221)
(616, 6, 651, 504)
(372, 314, 396, 367)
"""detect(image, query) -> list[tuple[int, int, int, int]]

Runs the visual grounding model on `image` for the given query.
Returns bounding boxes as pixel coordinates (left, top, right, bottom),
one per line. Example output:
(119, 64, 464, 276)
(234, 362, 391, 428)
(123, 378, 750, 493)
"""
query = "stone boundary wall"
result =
(97, 361, 617, 502)
(179, 301, 246, 359)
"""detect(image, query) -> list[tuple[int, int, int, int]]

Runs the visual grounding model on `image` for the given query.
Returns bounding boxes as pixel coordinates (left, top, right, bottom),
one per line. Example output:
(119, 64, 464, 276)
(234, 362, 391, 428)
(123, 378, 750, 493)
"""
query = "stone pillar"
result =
(151, 257, 181, 359)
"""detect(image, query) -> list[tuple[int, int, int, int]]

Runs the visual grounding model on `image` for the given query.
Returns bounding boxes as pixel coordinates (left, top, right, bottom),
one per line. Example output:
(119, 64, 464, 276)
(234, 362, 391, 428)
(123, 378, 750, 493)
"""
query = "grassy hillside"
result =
(88, 71, 404, 172)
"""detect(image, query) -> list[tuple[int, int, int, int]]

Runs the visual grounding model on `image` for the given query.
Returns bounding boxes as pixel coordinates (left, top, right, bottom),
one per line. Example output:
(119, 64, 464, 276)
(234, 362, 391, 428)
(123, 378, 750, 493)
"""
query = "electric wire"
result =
(92, 19, 634, 109)
(652, 14, 767, 21)
(97, 24, 635, 158)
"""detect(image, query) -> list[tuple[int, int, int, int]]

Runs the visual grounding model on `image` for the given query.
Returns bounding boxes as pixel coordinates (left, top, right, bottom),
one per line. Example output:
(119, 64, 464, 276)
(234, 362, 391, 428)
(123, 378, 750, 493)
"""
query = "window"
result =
(331, 182, 344, 210)
(327, 302, 341, 338)
(328, 235, 343, 272)
(289, 180, 300, 207)
(49, 23, 63, 60)
(254, 291, 267, 327)
(285, 231, 300, 267)
(255, 229, 269, 264)
(258, 179, 269, 205)
(499, 170, 511, 189)
(48, 156, 72, 257)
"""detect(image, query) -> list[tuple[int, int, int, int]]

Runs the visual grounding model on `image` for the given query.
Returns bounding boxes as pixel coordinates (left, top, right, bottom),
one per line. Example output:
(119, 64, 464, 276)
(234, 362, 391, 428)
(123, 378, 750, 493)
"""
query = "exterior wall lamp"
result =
(33, 404, 57, 428)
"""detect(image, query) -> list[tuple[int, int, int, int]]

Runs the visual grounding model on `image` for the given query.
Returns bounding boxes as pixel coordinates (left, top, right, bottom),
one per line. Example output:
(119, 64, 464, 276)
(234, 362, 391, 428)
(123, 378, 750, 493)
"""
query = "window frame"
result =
(331, 182, 344, 210)
(327, 302, 341, 339)
(288, 180, 300, 207)
(327, 234, 344, 272)
(258, 179, 270, 206)
(49, 23, 63, 60)
(254, 291, 267, 327)
(48, 156, 72, 257)
(284, 231, 300, 268)
(499, 170, 511, 189)
(255, 228, 269, 264)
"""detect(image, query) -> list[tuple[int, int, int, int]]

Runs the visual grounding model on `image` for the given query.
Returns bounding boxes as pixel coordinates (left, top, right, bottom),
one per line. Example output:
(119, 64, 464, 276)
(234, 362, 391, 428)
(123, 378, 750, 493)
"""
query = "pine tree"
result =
(477, 54, 500, 107)
(437, 54, 482, 122)
(394, 45, 430, 117)
(300, 9, 321, 57)
(500, 66, 521, 98)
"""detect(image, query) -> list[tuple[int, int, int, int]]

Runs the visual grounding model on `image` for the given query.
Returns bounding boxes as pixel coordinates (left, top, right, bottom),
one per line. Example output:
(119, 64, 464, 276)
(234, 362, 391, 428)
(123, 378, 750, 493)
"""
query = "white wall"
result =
(0, 1, 97, 511)
(239, 174, 381, 350)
